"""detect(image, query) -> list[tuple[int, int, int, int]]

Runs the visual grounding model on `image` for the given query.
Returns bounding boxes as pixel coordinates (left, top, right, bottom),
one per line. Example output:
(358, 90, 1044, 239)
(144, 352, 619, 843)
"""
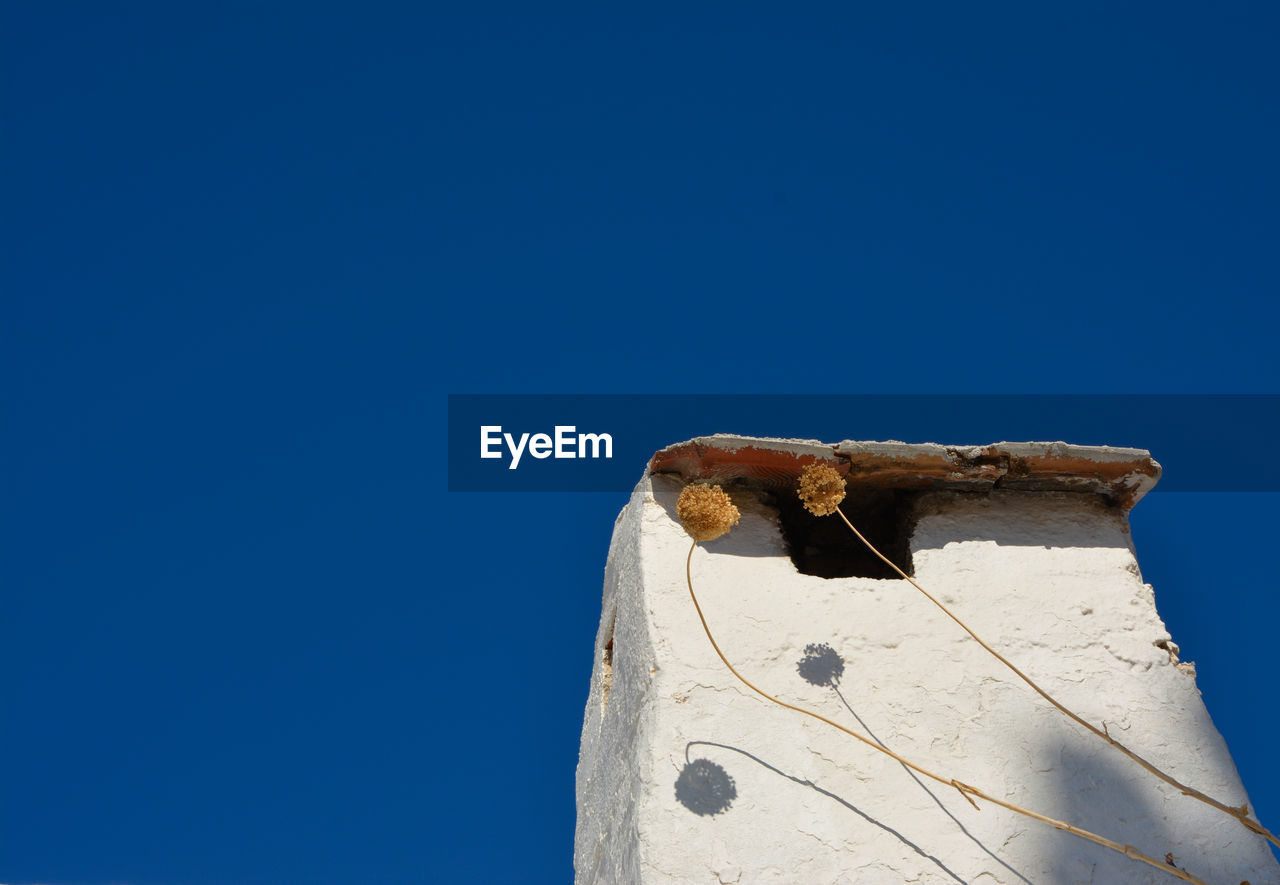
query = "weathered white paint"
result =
(575, 461, 1278, 884)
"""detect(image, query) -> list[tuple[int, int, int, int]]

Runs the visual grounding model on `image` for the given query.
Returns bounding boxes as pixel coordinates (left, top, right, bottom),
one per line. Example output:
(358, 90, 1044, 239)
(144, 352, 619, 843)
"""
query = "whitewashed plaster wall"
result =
(575, 473, 1278, 885)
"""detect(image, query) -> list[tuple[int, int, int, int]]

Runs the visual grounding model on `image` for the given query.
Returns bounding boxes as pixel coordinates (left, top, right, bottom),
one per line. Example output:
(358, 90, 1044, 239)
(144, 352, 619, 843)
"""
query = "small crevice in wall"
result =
(773, 488, 918, 579)
(600, 615, 616, 712)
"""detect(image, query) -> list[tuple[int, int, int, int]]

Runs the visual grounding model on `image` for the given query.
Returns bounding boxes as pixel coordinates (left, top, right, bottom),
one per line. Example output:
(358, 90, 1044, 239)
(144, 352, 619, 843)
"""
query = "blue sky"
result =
(3, 3, 1278, 882)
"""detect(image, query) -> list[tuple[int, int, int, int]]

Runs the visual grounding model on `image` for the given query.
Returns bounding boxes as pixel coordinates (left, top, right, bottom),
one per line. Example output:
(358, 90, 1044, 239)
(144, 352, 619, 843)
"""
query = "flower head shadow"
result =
(675, 758, 737, 816)
(797, 642, 845, 689)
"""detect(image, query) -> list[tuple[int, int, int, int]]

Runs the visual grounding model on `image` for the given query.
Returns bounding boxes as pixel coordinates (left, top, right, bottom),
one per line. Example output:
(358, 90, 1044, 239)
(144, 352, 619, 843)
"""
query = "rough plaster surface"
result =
(575, 472, 1279, 884)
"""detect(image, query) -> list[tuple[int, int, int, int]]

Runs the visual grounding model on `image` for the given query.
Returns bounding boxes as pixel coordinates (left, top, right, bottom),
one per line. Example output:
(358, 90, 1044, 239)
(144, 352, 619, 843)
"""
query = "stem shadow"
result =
(796, 640, 1034, 884)
(684, 739, 969, 885)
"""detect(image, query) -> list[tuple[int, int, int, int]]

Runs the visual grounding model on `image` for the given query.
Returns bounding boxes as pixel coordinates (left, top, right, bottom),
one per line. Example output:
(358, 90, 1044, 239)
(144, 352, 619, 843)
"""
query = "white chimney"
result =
(575, 436, 1278, 885)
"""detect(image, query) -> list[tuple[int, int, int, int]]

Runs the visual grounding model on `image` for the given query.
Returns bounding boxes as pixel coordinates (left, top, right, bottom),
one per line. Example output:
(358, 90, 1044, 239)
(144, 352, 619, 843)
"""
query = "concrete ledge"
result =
(648, 435, 1161, 509)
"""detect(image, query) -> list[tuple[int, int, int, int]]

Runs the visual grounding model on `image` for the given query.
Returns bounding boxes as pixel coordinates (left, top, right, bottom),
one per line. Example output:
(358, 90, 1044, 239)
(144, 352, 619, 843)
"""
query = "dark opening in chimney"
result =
(774, 488, 917, 579)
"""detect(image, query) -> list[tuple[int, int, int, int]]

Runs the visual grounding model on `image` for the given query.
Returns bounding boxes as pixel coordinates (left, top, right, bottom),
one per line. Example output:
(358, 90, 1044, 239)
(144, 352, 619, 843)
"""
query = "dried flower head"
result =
(676, 483, 741, 542)
(797, 463, 846, 516)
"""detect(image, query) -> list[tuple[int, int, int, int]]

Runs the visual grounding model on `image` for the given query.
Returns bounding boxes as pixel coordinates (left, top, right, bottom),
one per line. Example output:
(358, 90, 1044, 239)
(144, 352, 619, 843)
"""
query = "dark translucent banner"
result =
(447, 394, 1279, 492)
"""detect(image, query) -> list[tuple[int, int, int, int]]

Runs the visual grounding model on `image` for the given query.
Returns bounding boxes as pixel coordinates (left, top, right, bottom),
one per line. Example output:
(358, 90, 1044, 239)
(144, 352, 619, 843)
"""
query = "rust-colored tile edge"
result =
(648, 441, 847, 491)
(993, 447, 1162, 509)
(650, 438, 1161, 509)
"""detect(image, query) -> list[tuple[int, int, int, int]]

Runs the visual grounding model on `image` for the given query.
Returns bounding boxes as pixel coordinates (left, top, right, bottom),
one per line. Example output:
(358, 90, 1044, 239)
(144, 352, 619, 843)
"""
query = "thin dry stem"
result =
(685, 543, 1206, 885)
(832, 505, 1278, 850)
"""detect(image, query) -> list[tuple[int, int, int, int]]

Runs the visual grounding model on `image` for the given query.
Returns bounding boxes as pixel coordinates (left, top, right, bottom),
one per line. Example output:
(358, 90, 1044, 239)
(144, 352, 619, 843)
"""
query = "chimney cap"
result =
(649, 435, 1161, 510)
